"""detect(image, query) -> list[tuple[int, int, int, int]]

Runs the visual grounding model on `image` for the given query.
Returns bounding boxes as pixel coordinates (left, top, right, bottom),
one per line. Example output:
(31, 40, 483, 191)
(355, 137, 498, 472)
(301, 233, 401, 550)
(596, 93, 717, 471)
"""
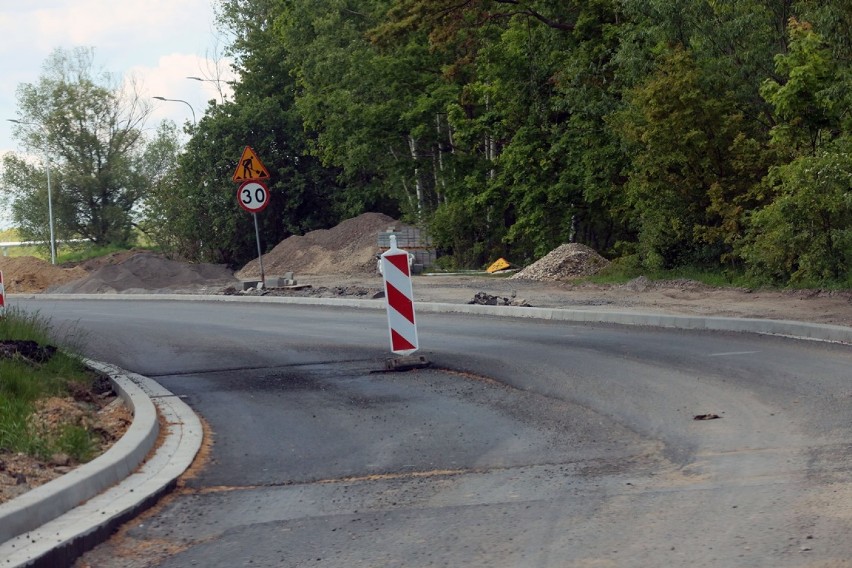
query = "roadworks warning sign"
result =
(232, 146, 270, 182)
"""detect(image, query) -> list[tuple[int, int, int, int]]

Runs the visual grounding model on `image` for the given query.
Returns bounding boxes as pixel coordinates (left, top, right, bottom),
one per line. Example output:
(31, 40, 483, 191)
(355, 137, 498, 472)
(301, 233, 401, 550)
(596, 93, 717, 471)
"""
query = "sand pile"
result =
(49, 252, 238, 294)
(0, 256, 87, 293)
(511, 243, 609, 282)
(237, 212, 398, 279)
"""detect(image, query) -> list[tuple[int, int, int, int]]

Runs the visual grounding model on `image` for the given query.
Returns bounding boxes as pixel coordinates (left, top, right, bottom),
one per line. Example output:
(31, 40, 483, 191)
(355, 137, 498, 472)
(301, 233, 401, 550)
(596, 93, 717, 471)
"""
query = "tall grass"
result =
(0, 308, 99, 461)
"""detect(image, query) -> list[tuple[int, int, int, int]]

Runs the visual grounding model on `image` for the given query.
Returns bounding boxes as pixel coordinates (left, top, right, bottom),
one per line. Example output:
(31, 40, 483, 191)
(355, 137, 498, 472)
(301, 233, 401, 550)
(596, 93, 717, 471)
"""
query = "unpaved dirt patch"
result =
(0, 390, 132, 505)
(0, 256, 87, 293)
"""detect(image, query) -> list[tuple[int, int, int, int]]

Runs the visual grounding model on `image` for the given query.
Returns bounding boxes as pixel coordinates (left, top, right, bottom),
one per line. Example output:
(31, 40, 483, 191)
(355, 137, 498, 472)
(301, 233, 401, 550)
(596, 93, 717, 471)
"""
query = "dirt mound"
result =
(0, 256, 87, 293)
(510, 243, 610, 282)
(73, 249, 153, 272)
(49, 252, 238, 294)
(237, 212, 398, 279)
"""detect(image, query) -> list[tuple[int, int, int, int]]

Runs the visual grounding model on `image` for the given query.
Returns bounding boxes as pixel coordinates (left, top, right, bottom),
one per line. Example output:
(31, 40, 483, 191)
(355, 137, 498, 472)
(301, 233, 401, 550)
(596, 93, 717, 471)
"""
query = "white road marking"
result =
(707, 351, 760, 357)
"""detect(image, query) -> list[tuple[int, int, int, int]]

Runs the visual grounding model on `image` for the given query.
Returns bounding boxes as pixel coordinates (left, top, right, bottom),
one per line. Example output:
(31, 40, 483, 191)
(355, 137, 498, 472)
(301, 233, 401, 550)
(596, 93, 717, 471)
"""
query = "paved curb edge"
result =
(12, 293, 852, 344)
(0, 360, 203, 568)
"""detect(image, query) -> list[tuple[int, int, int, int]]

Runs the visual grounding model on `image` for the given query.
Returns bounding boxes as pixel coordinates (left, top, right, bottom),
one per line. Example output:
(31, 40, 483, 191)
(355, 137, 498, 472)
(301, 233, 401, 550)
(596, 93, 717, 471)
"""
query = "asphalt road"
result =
(17, 298, 852, 567)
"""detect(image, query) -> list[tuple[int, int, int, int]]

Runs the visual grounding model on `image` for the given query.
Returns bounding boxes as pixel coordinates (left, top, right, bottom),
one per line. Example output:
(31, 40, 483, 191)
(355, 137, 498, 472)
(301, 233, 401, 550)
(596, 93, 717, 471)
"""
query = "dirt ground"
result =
(3, 251, 852, 328)
(267, 272, 852, 328)
(0, 378, 132, 505)
(1, 214, 849, 328)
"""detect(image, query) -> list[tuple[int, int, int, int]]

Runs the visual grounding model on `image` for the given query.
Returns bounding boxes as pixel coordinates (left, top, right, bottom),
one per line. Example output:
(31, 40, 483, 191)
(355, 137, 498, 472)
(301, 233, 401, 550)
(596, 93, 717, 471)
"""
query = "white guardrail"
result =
(1, 240, 87, 255)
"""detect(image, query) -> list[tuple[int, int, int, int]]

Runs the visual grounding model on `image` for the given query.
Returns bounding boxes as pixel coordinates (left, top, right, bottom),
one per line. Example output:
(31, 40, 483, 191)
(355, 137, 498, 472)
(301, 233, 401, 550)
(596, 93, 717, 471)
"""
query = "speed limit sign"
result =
(237, 180, 270, 213)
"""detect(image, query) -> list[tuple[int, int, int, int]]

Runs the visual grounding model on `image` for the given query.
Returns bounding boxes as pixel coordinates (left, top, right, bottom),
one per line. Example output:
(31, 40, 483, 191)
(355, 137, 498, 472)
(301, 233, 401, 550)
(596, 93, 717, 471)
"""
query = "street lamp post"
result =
(7, 119, 56, 264)
(153, 96, 196, 125)
(186, 76, 226, 104)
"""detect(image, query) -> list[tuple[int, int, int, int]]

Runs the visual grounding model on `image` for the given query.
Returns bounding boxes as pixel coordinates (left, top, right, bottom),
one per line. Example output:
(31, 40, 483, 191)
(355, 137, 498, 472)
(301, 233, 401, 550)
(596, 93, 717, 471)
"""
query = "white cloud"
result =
(132, 52, 235, 129)
(0, 1, 237, 227)
(1, 1, 234, 152)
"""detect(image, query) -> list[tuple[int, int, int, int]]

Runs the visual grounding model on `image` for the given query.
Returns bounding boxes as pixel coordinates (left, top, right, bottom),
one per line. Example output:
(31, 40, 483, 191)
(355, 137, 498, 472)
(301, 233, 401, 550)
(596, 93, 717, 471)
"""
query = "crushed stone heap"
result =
(510, 243, 610, 282)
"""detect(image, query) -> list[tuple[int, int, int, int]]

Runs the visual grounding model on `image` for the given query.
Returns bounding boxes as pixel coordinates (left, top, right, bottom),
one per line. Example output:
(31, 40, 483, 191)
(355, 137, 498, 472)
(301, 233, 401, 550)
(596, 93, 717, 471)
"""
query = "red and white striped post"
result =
(0, 270, 6, 318)
(380, 235, 418, 356)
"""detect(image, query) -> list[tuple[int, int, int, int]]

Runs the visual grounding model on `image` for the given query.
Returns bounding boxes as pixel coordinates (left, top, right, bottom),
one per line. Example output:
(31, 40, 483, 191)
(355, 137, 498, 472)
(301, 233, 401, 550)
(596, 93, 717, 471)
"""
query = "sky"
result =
(0, 0, 237, 230)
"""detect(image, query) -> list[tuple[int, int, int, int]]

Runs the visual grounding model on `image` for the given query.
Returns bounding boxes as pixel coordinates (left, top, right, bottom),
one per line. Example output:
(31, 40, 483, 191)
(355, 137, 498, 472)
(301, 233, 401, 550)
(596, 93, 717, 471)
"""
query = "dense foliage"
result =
(7, 1, 852, 285)
(203, 0, 850, 282)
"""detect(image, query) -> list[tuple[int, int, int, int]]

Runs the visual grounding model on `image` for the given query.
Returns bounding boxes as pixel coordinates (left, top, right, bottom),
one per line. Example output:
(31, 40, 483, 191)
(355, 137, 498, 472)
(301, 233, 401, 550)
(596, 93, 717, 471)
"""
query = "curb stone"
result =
(0, 361, 203, 568)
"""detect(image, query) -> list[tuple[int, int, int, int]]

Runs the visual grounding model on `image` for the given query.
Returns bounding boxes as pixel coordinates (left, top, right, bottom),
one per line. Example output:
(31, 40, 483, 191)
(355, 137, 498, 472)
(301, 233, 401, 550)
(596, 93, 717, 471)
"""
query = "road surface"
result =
(18, 298, 852, 567)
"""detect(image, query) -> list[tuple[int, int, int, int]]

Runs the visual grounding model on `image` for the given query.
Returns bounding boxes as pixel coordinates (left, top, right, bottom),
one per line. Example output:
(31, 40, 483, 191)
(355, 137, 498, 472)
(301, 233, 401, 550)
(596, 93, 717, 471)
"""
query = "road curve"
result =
(16, 298, 852, 567)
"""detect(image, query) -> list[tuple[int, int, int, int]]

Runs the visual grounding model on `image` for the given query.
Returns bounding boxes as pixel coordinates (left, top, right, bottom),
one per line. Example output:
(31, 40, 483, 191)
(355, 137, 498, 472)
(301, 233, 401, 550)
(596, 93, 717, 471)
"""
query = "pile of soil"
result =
(511, 243, 610, 282)
(49, 252, 238, 294)
(237, 212, 398, 279)
(0, 256, 87, 293)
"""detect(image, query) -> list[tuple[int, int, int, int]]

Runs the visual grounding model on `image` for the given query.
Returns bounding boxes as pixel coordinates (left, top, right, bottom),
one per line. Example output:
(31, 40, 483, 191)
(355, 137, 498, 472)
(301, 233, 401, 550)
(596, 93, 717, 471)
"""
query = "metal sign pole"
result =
(252, 212, 266, 288)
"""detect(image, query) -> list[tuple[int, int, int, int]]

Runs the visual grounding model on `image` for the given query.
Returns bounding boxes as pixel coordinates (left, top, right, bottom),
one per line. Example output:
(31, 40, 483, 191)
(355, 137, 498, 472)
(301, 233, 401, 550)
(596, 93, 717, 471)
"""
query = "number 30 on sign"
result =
(237, 180, 270, 213)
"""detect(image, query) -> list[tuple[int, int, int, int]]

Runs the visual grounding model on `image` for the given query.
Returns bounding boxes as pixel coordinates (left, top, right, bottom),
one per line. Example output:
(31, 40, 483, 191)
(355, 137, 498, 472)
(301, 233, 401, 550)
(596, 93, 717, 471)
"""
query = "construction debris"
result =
(384, 354, 430, 371)
(468, 291, 530, 307)
(0, 340, 57, 364)
(693, 413, 721, 421)
(510, 243, 609, 282)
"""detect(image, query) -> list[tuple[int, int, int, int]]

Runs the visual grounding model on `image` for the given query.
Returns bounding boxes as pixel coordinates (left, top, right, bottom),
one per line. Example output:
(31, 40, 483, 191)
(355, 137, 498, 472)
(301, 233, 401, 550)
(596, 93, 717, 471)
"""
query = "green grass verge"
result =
(0, 308, 101, 462)
(579, 255, 753, 288)
(1, 225, 157, 264)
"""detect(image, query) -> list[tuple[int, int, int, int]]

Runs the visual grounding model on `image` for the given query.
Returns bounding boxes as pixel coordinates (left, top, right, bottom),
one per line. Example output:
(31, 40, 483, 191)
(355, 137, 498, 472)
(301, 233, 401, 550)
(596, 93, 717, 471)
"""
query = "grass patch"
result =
(0, 228, 20, 241)
(0, 308, 102, 462)
(583, 256, 756, 288)
(1, 226, 158, 264)
(58, 243, 156, 264)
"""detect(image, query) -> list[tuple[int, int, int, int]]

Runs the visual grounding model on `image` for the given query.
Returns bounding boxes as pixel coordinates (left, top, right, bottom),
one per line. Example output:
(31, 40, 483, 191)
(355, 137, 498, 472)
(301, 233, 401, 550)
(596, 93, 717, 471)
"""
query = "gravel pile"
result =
(510, 243, 609, 282)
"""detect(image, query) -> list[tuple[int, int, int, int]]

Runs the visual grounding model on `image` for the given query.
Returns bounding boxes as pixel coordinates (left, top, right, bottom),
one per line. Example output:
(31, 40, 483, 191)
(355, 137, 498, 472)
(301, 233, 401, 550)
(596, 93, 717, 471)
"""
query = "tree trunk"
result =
(408, 135, 425, 217)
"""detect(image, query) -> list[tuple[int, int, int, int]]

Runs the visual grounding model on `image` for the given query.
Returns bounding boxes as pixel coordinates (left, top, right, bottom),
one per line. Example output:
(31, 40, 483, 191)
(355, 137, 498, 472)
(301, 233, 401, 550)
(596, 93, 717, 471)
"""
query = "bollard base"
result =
(385, 355, 430, 371)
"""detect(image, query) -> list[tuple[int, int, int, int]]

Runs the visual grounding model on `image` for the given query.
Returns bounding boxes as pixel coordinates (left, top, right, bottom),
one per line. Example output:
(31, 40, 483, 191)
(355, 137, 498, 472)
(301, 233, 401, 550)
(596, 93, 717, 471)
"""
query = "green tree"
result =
(743, 138, 852, 284)
(380, 0, 630, 267)
(2, 47, 154, 247)
(279, 0, 456, 220)
(743, 17, 852, 284)
(611, 1, 795, 270)
(144, 0, 343, 266)
(614, 47, 774, 269)
(760, 18, 843, 155)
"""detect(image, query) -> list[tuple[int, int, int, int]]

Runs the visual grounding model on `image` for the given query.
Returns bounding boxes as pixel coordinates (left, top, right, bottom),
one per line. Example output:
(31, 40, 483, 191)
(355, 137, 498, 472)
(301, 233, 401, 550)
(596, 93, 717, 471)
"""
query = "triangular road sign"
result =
(232, 146, 270, 182)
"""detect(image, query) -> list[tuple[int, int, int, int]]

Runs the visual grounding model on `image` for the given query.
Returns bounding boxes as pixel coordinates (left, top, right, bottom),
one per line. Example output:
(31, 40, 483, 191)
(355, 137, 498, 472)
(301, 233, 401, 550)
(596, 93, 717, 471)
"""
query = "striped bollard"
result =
(0, 270, 5, 318)
(380, 235, 419, 356)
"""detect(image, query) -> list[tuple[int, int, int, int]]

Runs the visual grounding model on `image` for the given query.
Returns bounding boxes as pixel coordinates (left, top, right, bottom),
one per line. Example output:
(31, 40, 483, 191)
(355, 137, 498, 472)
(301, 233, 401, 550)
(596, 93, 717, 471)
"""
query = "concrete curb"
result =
(13, 293, 852, 344)
(0, 361, 203, 568)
